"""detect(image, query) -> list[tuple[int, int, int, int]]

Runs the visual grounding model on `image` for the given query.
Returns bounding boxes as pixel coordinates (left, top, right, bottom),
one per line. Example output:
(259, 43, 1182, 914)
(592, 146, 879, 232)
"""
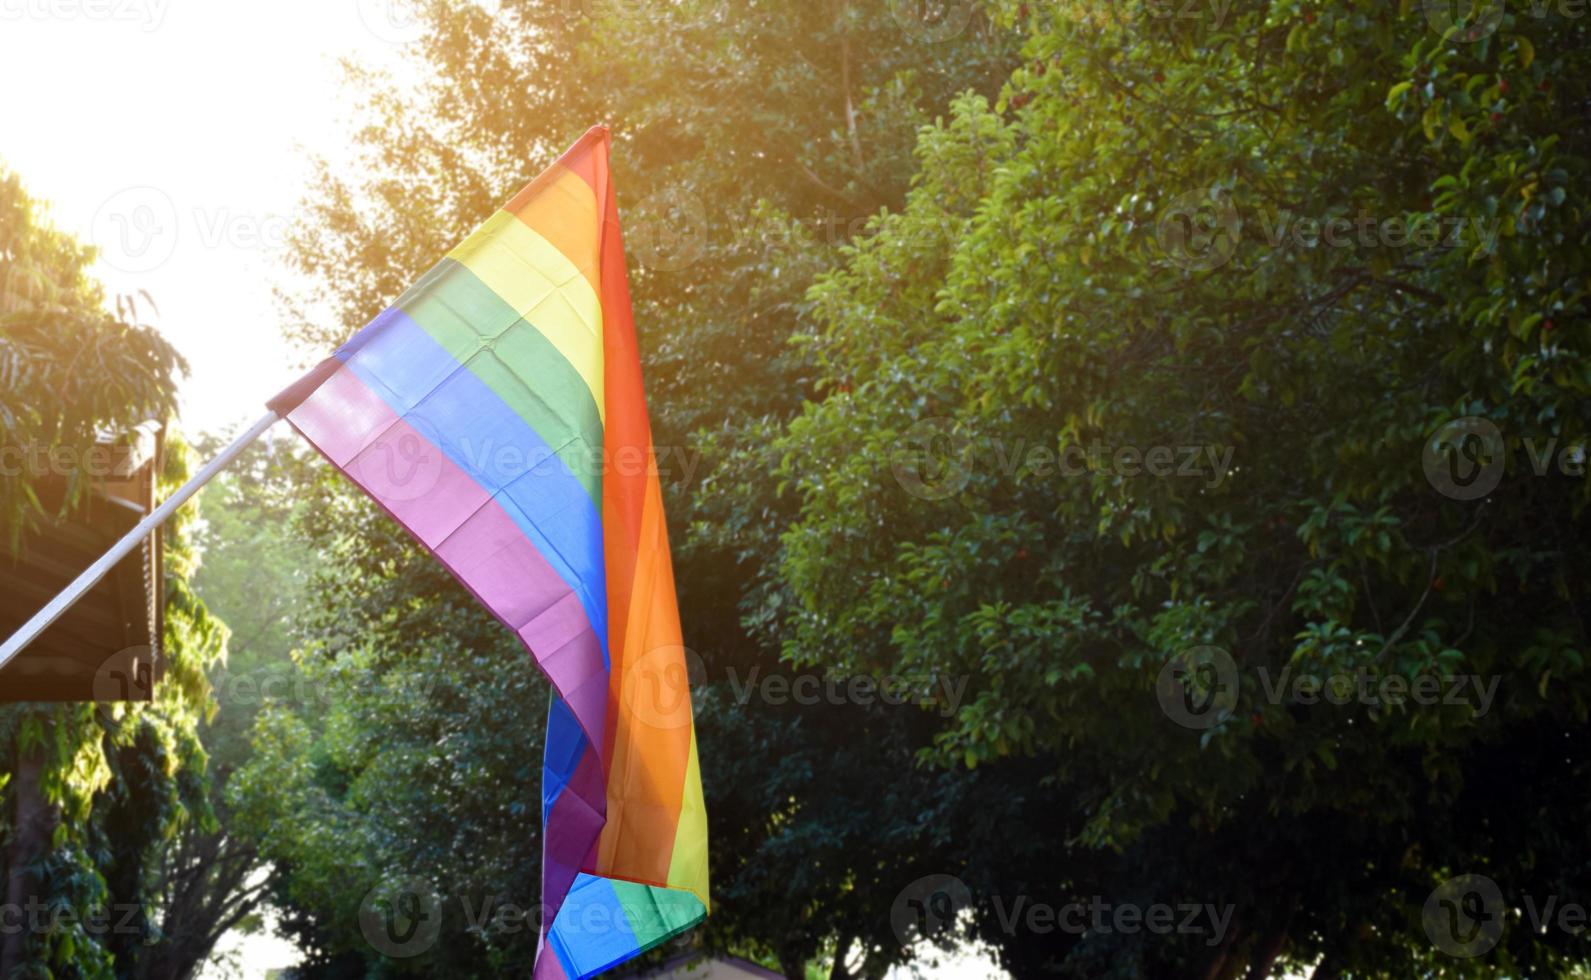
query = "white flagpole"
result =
(0, 410, 281, 674)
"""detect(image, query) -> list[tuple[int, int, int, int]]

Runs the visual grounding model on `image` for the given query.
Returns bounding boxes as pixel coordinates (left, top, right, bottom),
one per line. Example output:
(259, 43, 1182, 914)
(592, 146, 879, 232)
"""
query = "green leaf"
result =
(1423, 98, 1445, 142)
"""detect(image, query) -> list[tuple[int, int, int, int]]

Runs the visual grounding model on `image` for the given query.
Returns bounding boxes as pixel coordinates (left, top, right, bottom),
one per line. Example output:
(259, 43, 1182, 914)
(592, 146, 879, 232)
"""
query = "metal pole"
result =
(0, 409, 280, 672)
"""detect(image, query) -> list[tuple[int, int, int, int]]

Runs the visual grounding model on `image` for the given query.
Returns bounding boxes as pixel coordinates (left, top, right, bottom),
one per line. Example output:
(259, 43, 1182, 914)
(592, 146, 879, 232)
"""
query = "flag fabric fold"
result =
(269, 125, 709, 978)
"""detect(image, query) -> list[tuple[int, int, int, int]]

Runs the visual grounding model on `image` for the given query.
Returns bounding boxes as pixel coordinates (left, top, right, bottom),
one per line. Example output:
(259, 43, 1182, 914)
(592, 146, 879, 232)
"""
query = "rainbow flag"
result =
(268, 126, 709, 978)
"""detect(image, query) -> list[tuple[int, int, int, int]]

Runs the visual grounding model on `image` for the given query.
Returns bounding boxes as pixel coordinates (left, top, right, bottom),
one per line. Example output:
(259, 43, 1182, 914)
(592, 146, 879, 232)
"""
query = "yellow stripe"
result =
(666, 726, 711, 910)
(447, 211, 605, 421)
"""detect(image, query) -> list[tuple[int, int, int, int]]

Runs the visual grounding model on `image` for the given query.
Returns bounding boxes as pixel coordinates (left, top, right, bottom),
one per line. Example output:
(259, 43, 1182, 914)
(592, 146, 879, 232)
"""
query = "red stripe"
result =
(594, 131, 651, 765)
(506, 126, 607, 214)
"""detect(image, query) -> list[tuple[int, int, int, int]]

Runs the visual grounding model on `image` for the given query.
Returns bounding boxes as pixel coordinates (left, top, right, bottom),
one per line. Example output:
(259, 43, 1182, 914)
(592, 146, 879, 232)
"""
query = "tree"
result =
(0, 168, 184, 548)
(124, 436, 333, 980)
(228, 458, 552, 977)
(1, 167, 232, 978)
(258, 1, 1024, 976)
(774, 1, 1591, 975)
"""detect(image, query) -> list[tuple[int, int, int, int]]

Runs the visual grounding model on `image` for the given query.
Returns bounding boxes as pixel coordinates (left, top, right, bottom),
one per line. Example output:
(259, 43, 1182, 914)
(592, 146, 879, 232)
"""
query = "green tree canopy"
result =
(773, 0, 1590, 975)
(209, 0, 1591, 977)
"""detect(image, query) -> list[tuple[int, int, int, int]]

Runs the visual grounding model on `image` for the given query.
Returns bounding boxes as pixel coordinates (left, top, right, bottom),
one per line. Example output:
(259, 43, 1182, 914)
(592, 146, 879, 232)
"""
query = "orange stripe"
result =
(586, 129, 696, 882)
(507, 163, 602, 296)
(598, 471, 693, 882)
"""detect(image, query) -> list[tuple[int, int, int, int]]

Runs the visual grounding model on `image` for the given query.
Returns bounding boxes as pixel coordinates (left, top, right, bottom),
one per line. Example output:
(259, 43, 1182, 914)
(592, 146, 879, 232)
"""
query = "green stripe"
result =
(609, 881, 707, 955)
(397, 258, 603, 504)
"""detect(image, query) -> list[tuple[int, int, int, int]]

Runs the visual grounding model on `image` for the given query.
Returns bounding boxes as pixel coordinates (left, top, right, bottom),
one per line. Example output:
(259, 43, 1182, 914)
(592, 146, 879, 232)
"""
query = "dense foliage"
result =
(36, 0, 1574, 977)
(772, 0, 1591, 975)
(243, 1, 1022, 977)
(227, 449, 552, 976)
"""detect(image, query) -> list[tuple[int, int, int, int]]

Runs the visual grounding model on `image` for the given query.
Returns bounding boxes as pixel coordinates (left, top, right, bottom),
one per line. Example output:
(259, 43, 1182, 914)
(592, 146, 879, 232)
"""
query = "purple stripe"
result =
(289, 362, 614, 952)
(543, 746, 606, 908)
(287, 366, 611, 768)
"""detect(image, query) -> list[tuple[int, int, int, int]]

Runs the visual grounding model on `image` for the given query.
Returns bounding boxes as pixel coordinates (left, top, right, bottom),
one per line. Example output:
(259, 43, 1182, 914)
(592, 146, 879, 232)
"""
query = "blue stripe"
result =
(542, 696, 589, 819)
(339, 306, 609, 654)
(548, 875, 642, 978)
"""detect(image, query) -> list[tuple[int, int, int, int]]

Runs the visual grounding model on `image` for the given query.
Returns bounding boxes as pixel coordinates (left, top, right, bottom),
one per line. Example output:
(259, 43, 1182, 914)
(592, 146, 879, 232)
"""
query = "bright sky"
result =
(0, 3, 418, 965)
(0, 0, 424, 436)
